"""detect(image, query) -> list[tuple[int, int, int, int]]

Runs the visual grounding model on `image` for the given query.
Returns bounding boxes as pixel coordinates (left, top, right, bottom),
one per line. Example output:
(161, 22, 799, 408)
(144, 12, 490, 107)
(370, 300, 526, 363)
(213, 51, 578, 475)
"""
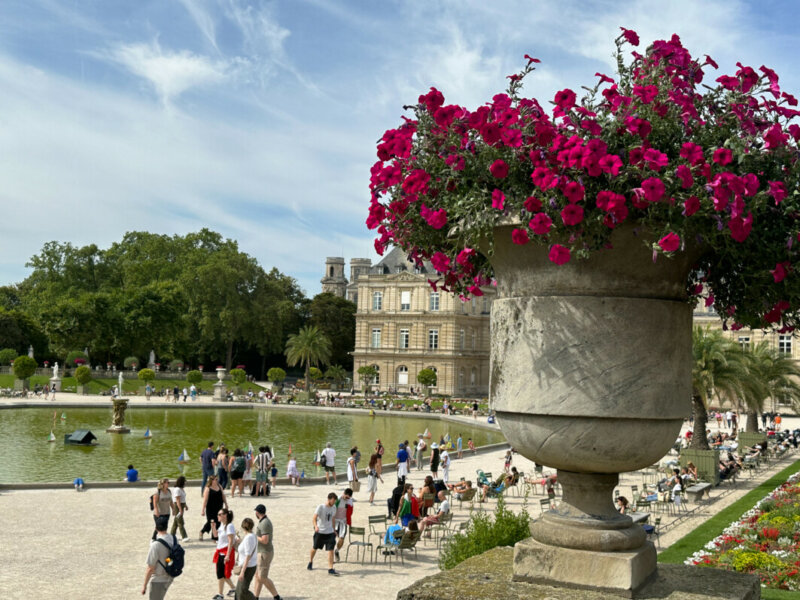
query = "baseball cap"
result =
(254, 504, 266, 514)
(376, 439, 381, 443)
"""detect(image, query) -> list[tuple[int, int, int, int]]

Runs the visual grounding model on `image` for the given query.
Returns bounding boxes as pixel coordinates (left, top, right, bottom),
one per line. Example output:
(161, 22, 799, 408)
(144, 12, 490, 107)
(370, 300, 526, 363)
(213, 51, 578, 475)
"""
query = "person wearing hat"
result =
(375, 439, 385, 457)
(430, 443, 440, 479)
(414, 434, 427, 471)
(396, 443, 410, 486)
(253, 504, 282, 600)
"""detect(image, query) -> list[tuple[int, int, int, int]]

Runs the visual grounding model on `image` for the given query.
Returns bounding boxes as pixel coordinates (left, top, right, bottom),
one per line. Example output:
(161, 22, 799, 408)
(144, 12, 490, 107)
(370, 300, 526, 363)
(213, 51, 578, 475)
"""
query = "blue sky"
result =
(0, 0, 799, 295)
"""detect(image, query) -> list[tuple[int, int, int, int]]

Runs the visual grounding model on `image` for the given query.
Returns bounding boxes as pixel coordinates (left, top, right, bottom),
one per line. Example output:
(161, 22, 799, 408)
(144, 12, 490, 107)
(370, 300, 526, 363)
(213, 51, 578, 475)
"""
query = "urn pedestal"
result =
(107, 398, 130, 433)
(490, 224, 695, 595)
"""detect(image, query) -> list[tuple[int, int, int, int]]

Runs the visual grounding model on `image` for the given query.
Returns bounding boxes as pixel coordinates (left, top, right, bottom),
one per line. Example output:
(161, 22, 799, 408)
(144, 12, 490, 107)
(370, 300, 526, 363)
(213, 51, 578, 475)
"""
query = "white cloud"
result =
(175, 0, 220, 51)
(103, 40, 228, 107)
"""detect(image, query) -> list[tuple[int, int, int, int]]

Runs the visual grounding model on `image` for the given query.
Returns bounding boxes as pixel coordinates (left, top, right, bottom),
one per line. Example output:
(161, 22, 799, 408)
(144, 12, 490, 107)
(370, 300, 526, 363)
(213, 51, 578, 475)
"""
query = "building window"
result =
(738, 336, 751, 350)
(429, 292, 440, 311)
(458, 368, 465, 389)
(397, 365, 408, 385)
(414, 266, 423, 274)
(399, 328, 409, 349)
(461, 301, 468, 314)
(482, 297, 490, 314)
(428, 329, 439, 350)
(459, 328, 465, 350)
(371, 365, 380, 385)
(371, 328, 381, 348)
(372, 291, 382, 311)
(401, 290, 411, 311)
(471, 329, 476, 350)
(470, 367, 477, 386)
(779, 334, 793, 355)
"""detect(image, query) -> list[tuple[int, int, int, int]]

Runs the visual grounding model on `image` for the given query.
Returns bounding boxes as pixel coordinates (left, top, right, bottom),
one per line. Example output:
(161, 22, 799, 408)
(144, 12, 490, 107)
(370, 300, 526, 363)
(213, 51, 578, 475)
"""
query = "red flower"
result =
(772, 261, 790, 283)
(683, 196, 700, 216)
(713, 148, 733, 165)
(680, 142, 704, 165)
(553, 88, 576, 110)
(489, 159, 509, 178)
(619, 27, 639, 46)
(431, 252, 451, 273)
(676, 165, 694, 188)
(456, 248, 476, 267)
(491, 189, 505, 210)
(641, 177, 665, 202)
(523, 196, 542, 212)
(633, 84, 658, 104)
(529, 213, 552, 235)
(658, 232, 681, 252)
(729, 212, 753, 242)
(764, 123, 789, 149)
(420, 204, 448, 229)
(561, 204, 584, 226)
(769, 181, 787, 204)
(562, 181, 585, 203)
(643, 148, 668, 171)
(548, 244, 571, 265)
(511, 228, 529, 245)
(600, 154, 623, 176)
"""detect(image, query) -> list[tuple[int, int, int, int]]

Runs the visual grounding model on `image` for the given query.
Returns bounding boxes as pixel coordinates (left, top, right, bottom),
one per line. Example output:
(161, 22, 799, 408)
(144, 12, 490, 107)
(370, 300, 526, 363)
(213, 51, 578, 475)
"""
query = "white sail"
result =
(48, 431, 56, 442)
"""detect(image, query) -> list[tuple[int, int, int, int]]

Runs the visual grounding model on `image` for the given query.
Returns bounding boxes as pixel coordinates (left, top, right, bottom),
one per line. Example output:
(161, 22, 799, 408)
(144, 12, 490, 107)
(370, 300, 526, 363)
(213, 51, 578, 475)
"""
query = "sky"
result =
(1, 0, 799, 296)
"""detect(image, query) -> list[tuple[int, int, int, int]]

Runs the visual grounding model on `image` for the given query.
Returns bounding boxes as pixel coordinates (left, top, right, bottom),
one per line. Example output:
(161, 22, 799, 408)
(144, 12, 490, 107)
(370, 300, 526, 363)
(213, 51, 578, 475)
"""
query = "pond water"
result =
(0, 407, 504, 483)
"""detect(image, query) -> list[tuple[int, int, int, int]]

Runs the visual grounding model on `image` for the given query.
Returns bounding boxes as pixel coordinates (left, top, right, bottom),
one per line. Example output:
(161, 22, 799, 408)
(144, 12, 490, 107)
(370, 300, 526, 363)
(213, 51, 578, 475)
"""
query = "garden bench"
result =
(685, 482, 712, 502)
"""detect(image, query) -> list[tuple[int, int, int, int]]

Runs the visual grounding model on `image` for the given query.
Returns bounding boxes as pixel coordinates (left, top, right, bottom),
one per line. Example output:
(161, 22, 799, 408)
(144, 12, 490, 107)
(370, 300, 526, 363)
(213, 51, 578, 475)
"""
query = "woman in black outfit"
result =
(200, 474, 227, 541)
(430, 444, 440, 479)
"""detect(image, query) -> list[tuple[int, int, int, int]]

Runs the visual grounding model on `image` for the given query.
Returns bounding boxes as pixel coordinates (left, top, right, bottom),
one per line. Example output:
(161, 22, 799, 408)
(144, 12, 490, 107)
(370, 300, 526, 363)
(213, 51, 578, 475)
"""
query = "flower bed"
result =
(687, 471, 800, 590)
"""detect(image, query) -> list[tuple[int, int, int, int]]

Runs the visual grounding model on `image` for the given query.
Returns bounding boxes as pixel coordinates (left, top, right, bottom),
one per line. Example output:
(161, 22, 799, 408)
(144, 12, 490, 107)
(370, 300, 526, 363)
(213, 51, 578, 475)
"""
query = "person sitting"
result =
(418, 491, 450, 537)
(480, 473, 508, 500)
(418, 476, 437, 517)
(73, 477, 84, 491)
(686, 462, 698, 481)
(616, 496, 629, 514)
(447, 479, 473, 500)
(387, 483, 404, 519)
(125, 464, 139, 482)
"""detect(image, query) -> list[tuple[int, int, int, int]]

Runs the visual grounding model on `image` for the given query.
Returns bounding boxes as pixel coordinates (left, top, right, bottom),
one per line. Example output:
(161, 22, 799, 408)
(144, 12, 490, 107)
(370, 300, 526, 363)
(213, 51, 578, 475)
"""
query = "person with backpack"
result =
(142, 515, 182, 599)
(230, 449, 247, 498)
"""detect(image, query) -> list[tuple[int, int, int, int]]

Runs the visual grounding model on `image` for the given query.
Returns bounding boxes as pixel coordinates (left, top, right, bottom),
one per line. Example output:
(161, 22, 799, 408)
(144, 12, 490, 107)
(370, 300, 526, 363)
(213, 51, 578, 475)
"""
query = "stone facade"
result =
(320, 257, 347, 297)
(348, 247, 493, 397)
(694, 302, 797, 359)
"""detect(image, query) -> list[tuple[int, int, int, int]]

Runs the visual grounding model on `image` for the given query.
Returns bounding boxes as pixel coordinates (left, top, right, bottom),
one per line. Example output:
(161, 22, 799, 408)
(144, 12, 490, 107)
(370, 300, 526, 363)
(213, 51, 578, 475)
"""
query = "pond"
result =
(0, 407, 505, 483)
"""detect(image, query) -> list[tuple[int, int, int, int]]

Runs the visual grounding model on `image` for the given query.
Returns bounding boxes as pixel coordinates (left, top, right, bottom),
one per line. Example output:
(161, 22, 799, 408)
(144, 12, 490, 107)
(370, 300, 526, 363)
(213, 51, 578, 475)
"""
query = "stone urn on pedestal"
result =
(213, 367, 227, 401)
(490, 224, 695, 596)
(107, 399, 130, 433)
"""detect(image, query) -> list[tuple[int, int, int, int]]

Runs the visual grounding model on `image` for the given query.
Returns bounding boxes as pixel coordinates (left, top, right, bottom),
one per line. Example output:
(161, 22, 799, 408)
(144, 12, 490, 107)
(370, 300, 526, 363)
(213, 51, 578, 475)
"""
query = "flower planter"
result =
(490, 224, 696, 594)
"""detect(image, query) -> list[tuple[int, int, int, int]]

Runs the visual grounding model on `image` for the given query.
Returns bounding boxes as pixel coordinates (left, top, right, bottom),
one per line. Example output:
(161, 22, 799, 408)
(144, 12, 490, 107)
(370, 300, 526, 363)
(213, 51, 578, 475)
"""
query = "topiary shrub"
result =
(137, 368, 155, 383)
(0, 348, 17, 365)
(267, 367, 286, 383)
(74, 365, 92, 385)
(169, 359, 184, 371)
(309, 366, 323, 381)
(12, 355, 37, 380)
(229, 368, 247, 386)
(186, 370, 203, 385)
(123, 356, 140, 369)
(65, 350, 88, 367)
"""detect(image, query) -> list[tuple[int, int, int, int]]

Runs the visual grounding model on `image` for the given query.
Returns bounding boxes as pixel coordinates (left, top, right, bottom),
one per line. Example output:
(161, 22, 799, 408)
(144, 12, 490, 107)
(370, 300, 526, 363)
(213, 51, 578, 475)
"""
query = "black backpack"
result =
(157, 537, 185, 578)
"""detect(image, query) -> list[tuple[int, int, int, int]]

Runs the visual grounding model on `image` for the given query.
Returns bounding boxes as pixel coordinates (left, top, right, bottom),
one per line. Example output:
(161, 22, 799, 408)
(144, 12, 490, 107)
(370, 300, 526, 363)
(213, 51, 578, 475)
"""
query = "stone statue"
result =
(28, 345, 34, 358)
(53, 362, 59, 379)
(118, 372, 124, 397)
(149, 349, 156, 367)
(111, 398, 128, 428)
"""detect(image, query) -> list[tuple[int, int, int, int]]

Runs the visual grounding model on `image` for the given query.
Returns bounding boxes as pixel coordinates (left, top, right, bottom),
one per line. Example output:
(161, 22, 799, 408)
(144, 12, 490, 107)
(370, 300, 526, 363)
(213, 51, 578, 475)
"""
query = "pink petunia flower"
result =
(676, 164, 694, 188)
(641, 177, 665, 202)
(430, 252, 451, 273)
(492, 189, 505, 210)
(420, 204, 448, 229)
(643, 148, 668, 171)
(658, 232, 681, 252)
(599, 154, 623, 176)
(489, 159, 509, 178)
(771, 261, 790, 283)
(456, 248, 476, 268)
(680, 142, 704, 165)
(728, 212, 753, 242)
(511, 228, 529, 245)
(562, 181, 585, 203)
(768, 181, 787, 204)
(683, 196, 700, 217)
(529, 213, 552, 235)
(523, 196, 542, 212)
(712, 148, 733, 165)
(548, 244, 571, 265)
(619, 27, 640, 46)
(561, 204, 584, 226)
(553, 88, 577, 110)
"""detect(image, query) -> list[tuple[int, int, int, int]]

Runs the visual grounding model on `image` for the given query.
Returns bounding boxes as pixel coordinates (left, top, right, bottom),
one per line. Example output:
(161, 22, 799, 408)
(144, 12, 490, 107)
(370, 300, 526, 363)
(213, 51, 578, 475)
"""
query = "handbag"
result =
(350, 480, 361, 492)
(233, 565, 242, 576)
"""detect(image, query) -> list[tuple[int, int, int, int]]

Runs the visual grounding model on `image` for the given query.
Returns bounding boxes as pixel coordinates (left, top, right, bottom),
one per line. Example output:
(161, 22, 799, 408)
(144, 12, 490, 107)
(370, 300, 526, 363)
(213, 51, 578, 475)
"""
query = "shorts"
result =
(334, 519, 347, 538)
(324, 466, 335, 473)
(230, 471, 244, 481)
(313, 532, 336, 550)
(256, 471, 268, 483)
(271, 467, 278, 477)
(257, 551, 273, 581)
(215, 549, 235, 579)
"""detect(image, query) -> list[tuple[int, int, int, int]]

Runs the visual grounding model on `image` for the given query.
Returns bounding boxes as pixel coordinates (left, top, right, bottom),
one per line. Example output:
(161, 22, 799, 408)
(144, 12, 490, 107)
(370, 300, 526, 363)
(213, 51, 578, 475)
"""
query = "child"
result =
(503, 450, 512, 473)
(270, 459, 278, 488)
(467, 438, 476, 454)
(73, 477, 84, 491)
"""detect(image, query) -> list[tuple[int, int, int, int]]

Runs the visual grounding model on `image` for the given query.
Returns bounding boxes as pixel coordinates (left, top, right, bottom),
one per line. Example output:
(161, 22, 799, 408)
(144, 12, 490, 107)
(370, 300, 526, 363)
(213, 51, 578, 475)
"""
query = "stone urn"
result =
(490, 224, 696, 595)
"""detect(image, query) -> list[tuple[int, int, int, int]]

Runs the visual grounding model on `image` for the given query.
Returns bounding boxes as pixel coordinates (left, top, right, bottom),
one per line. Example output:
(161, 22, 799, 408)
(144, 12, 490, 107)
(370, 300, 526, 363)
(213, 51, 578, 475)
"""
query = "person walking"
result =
(142, 515, 175, 599)
(217, 447, 230, 491)
(151, 479, 175, 541)
(253, 505, 282, 600)
(346, 448, 359, 492)
(286, 453, 300, 486)
(414, 434, 426, 471)
(213, 509, 236, 599)
(201, 441, 216, 493)
(308, 492, 338, 575)
(201, 474, 227, 541)
(366, 452, 383, 504)
(439, 445, 451, 484)
(396, 442, 410, 486)
(321, 442, 336, 485)
(170, 475, 189, 541)
(230, 448, 247, 498)
(234, 518, 258, 600)
(333, 488, 354, 563)
(429, 443, 440, 479)
(253, 446, 271, 496)
(456, 434, 463, 460)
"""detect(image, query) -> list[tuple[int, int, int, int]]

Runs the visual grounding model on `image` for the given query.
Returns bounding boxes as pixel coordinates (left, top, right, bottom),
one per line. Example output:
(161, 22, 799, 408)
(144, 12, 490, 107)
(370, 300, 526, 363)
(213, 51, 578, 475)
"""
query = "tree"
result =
(65, 350, 89, 367)
(0, 348, 17, 366)
(123, 356, 140, 369)
(739, 341, 800, 432)
(307, 293, 356, 369)
(324, 364, 348, 388)
(137, 368, 155, 384)
(690, 327, 746, 449)
(285, 325, 332, 393)
(74, 365, 92, 394)
(186, 370, 203, 385)
(267, 367, 286, 384)
(309, 367, 323, 387)
(229, 368, 247, 386)
(417, 368, 438, 396)
(357, 365, 378, 393)
(12, 355, 37, 381)
(0, 308, 48, 357)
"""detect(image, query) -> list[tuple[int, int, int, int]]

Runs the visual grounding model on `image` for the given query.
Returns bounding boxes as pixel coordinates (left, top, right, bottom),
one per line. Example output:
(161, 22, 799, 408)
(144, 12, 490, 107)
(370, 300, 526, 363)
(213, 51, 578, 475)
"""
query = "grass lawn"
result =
(0, 374, 263, 395)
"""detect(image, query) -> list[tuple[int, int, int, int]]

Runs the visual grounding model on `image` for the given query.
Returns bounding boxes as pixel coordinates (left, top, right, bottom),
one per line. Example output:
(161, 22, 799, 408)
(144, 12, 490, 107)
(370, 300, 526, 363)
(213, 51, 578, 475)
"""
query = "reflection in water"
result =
(0, 407, 503, 483)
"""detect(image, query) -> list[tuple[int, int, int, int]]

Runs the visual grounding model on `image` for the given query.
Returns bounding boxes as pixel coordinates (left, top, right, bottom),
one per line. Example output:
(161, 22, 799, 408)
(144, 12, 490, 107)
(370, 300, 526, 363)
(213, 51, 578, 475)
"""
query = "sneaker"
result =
(212, 595, 224, 600)
(307, 562, 312, 570)
(227, 591, 236, 597)
(328, 568, 339, 576)
(334, 550, 340, 562)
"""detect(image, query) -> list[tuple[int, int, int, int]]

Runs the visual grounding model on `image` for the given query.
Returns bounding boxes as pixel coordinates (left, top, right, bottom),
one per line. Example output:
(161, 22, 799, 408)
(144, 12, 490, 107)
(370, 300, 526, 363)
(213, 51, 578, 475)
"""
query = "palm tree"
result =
(285, 325, 332, 393)
(324, 364, 348, 389)
(690, 327, 746, 449)
(740, 341, 800, 432)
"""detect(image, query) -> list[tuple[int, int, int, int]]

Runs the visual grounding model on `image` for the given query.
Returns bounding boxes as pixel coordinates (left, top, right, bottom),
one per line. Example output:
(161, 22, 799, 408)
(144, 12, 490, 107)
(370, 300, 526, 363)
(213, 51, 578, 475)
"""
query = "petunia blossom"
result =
(561, 204, 584, 226)
(676, 164, 694, 189)
(489, 159, 509, 178)
(619, 27, 639, 46)
(641, 177, 665, 202)
(523, 196, 542, 212)
(771, 261, 790, 283)
(529, 212, 552, 235)
(554, 88, 577, 110)
(683, 196, 700, 217)
(658, 232, 681, 252)
(491, 189, 505, 210)
(679, 142, 704, 165)
(712, 148, 733, 165)
(430, 251, 451, 273)
(511, 228, 530, 245)
(456, 247, 476, 268)
(768, 181, 787, 204)
(548, 244, 571, 265)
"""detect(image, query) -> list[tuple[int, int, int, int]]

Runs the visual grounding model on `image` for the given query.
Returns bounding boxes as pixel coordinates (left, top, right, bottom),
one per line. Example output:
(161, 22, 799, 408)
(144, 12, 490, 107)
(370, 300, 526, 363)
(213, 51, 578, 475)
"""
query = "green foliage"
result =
(65, 350, 89, 367)
(267, 367, 286, 383)
(169, 359, 184, 370)
(307, 293, 356, 369)
(74, 365, 92, 385)
(357, 365, 378, 390)
(0, 307, 48, 357)
(137, 368, 155, 383)
(285, 325, 332, 393)
(12, 355, 37, 380)
(123, 356, 139, 369)
(729, 550, 786, 572)
(439, 496, 530, 570)
(0, 348, 18, 365)
(324, 364, 347, 384)
(186, 370, 203, 385)
(229, 368, 247, 385)
(417, 368, 437, 387)
(309, 366, 323, 381)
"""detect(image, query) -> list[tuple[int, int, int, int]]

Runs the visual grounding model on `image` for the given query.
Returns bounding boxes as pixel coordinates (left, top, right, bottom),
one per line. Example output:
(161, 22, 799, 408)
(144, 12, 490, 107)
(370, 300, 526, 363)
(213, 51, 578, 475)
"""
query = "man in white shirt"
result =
(415, 434, 427, 471)
(321, 442, 336, 485)
(308, 492, 339, 576)
(440, 447, 451, 484)
(142, 516, 175, 599)
(418, 491, 450, 537)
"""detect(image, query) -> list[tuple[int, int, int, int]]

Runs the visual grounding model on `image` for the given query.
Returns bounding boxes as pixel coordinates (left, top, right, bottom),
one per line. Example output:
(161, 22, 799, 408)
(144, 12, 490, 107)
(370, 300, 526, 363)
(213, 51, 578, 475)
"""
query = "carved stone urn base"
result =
(514, 537, 656, 597)
(106, 426, 131, 434)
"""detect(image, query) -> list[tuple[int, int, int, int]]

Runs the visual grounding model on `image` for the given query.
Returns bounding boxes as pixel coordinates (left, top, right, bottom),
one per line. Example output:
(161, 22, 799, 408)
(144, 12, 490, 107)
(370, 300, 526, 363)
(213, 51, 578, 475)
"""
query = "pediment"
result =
(386, 271, 423, 282)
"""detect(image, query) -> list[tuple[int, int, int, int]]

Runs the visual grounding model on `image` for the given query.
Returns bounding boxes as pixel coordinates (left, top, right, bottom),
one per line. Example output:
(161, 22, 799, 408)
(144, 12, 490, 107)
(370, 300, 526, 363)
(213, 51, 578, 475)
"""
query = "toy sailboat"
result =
(313, 449, 321, 465)
(61, 412, 67, 421)
(47, 431, 56, 443)
(143, 428, 153, 439)
(178, 449, 190, 464)
(423, 428, 432, 439)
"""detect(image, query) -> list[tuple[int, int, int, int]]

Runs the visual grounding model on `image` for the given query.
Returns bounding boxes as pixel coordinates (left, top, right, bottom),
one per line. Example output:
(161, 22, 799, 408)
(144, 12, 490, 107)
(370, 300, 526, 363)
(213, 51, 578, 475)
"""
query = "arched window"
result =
(397, 365, 408, 385)
(329, 266, 334, 277)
